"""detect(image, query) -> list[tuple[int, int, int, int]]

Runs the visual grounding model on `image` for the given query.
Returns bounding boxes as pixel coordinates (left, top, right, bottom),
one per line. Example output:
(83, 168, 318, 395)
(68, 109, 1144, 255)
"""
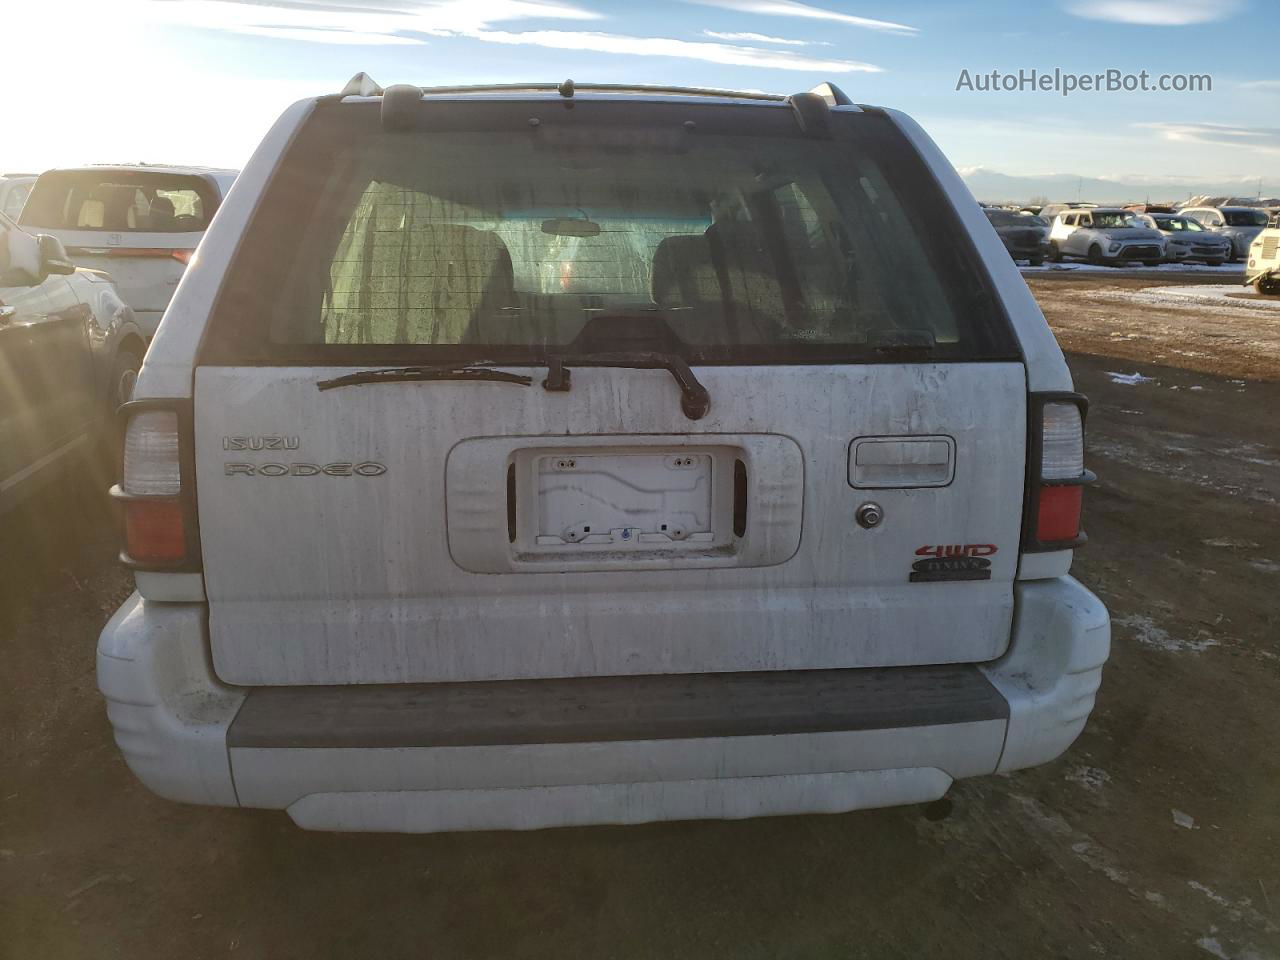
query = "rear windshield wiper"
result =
(548, 352, 711, 420)
(316, 364, 532, 392)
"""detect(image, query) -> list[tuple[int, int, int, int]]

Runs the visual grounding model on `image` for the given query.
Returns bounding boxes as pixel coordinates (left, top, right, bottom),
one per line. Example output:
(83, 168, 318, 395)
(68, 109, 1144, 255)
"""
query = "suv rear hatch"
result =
(21, 170, 219, 331)
(192, 96, 1026, 686)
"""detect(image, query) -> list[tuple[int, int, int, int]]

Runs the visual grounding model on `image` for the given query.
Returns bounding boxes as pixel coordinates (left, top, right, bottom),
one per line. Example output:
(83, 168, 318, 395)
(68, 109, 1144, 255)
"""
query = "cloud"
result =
(127, 0, 882, 71)
(1063, 0, 1242, 26)
(1241, 79, 1280, 91)
(702, 29, 827, 46)
(472, 29, 880, 72)
(1139, 122, 1280, 153)
(135, 0, 603, 44)
(234, 24, 426, 44)
(688, 0, 917, 35)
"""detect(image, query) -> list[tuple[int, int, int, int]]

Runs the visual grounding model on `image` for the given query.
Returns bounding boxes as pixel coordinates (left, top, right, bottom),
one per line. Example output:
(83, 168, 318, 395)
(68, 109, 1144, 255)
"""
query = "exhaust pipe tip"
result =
(922, 796, 954, 822)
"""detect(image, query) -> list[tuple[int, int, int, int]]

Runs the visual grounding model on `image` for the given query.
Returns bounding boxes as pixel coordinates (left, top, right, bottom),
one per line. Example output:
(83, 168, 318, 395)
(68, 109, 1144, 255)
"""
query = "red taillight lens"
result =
(1036, 484, 1082, 543)
(115, 404, 198, 569)
(110, 248, 194, 264)
(1024, 394, 1092, 551)
(124, 500, 187, 562)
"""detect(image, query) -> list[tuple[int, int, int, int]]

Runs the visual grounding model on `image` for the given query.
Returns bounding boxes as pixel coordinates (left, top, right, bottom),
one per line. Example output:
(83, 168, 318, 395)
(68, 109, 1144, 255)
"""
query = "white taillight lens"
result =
(122, 411, 181, 495)
(1041, 403, 1084, 480)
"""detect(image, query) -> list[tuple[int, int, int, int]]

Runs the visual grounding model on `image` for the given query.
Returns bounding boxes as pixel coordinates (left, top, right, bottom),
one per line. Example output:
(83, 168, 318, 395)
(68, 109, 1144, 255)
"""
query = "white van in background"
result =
(0, 173, 37, 220)
(20, 165, 237, 337)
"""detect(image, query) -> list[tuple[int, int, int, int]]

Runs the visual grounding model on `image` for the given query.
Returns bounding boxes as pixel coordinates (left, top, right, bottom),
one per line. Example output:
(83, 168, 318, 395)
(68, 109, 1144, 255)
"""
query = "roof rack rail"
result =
(331, 76, 859, 138)
(787, 90, 832, 138)
(417, 81, 789, 101)
(339, 72, 384, 97)
(808, 82, 854, 107)
(332, 76, 793, 102)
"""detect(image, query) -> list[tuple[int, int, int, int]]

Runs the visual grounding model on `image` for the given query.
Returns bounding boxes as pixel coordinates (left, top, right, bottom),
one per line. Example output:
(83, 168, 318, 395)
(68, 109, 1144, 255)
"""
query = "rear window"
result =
(202, 100, 1018, 366)
(1224, 209, 1268, 227)
(21, 171, 217, 233)
(2, 181, 32, 220)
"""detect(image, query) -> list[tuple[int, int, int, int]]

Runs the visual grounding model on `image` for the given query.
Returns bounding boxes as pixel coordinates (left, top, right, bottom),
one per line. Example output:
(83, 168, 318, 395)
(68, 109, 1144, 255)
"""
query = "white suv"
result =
(20, 164, 237, 338)
(1048, 208, 1166, 266)
(97, 77, 1109, 834)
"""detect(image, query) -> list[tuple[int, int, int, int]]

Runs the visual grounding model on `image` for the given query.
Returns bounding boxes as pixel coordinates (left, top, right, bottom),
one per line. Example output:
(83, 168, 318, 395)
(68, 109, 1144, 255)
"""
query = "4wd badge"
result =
(910, 544, 997, 583)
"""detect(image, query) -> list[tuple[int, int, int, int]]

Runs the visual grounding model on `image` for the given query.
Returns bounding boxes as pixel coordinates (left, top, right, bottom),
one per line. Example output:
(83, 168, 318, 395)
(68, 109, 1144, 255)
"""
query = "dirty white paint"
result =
(196, 362, 1028, 685)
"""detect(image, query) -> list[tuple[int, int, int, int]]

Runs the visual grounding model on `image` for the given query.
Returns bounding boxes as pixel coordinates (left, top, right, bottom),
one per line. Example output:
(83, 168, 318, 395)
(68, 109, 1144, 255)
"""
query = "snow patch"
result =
(1173, 809, 1198, 830)
(1115, 614, 1219, 653)
(1066, 766, 1112, 792)
(1103, 285, 1280, 312)
(1106, 371, 1155, 385)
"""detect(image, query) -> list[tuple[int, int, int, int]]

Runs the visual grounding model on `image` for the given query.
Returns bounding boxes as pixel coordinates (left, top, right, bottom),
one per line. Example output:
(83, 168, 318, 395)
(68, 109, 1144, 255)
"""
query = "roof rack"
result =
(333, 74, 855, 107)
(336, 75, 858, 138)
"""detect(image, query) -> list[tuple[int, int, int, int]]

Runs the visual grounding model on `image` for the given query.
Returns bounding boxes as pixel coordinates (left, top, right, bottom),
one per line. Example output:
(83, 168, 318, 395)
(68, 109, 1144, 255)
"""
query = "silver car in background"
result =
(984, 207, 1049, 265)
(1138, 213, 1231, 265)
(1048, 208, 1166, 266)
(19, 164, 237, 338)
(1178, 205, 1269, 262)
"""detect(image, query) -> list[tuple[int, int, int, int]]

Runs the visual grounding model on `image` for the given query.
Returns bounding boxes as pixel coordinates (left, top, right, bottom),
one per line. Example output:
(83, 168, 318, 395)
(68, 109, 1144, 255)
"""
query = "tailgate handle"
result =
(849, 436, 955, 489)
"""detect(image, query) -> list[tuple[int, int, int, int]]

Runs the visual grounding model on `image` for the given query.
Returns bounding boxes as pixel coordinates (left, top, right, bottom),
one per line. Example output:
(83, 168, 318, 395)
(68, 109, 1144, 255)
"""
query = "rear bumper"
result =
(97, 577, 1109, 832)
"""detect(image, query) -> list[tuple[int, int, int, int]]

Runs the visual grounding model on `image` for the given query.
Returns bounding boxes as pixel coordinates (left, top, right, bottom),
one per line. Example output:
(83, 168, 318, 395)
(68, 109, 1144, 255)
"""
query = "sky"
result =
(3, 0, 1277, 194)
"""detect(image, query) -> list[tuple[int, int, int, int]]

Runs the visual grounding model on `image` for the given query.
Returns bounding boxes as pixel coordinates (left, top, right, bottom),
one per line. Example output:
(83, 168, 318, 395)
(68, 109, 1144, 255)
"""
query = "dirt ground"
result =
(1028, 272, 1280, 381)
(2, 272, 1279, 960)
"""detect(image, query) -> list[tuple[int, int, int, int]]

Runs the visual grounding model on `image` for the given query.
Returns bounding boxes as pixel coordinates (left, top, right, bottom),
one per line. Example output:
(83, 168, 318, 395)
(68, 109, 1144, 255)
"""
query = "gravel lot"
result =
(2, 273, 1278, 960)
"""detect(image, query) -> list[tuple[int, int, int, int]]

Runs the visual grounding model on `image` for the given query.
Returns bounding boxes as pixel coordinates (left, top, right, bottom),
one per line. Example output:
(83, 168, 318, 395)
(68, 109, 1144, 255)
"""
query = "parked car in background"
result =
(984, 207, 1049, 264)
(1038, 201, 1097, 223)
(1137, 213, 1231, 265)
(1178, 205, 1269, 262)
(1123, 203, 1175, 215)
(1048, 207, 1166, 266)
(0, 211, 146, 513)
(1246, 227, 1280, 295)
(0, 173, 37, 220)
(19, 164, 237, 338)
(98, 76, 1108, 835)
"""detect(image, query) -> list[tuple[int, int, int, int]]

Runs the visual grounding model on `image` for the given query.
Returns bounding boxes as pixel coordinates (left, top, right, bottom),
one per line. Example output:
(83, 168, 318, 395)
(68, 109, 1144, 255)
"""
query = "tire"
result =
(1207, 259, 1224, 267)
(1257, 275, 1280, 296)
(1087, 244, 1104, 266)
(99, 348, 142, 477)
(1049, 242, 1062, 262)
(1029, 256, 1044, 267)
(109, 349, 142, 411)
(1142, 260, 1161, 267)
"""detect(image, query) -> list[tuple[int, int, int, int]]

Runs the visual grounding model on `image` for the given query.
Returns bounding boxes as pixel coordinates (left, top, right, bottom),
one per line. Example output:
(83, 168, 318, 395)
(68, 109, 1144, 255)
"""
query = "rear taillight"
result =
(112, 402, 200, 569)
(109, 248, 194, 264)
(1022, 393, 1094, 552)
